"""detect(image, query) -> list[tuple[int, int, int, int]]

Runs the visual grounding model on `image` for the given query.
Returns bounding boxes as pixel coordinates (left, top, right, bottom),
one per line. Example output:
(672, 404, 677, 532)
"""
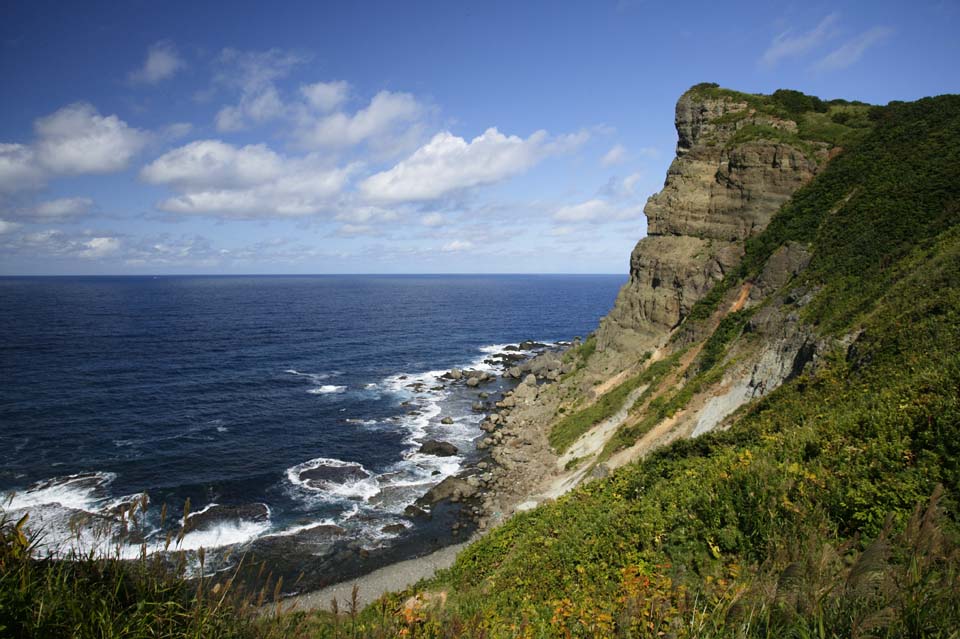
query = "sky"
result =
(0, 0, 957, 275)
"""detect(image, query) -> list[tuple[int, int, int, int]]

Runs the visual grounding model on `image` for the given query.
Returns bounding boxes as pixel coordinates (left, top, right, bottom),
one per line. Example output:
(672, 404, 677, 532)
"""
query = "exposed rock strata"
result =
(597, 89, 825, 355)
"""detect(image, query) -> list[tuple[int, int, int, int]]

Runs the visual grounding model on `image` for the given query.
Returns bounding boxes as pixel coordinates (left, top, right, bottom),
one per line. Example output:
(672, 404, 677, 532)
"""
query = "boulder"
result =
(419, 440, 459, 456)
(440, 416, 454, 424)
(381, 523, 407, 535)
(416, 477, 478, 505)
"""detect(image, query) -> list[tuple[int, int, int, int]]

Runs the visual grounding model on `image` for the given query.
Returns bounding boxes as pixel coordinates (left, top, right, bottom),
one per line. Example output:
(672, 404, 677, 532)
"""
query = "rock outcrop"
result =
(597, 87, 826, 355)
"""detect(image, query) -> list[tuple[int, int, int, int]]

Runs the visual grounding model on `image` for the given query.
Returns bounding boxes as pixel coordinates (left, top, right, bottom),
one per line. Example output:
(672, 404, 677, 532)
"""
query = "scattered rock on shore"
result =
(419, 440, 459, 457)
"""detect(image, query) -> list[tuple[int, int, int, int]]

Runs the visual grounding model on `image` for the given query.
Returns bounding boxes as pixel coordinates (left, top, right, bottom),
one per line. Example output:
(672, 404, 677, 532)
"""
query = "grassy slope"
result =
(3, 91, 958, 639)
(400, 93, 960, 636)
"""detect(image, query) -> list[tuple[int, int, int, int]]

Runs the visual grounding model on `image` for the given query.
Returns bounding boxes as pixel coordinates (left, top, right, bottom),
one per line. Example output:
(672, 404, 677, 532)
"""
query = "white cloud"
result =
(360, 127, 587, 203)
(79, 236, 120, 258)
(4, 228, 120, 259)
(760, 13, 839, 68)
(0, 219, 21, 234)
(300, 80, 350, 112)
(815, 26, 893, 71)
(0, 105, 147, 192)
(601, 144, 627, 166)
(420, 212, 445, 227)
(334, 206, 398, 225)
(442, 239, 473, 252)
(212, 48, 305, 131)
(297, 90, 422, 148)
(0, 143, 44, 192)
(34, 197, 94, 220)
(622, 171, 644, 194)
(34, 103, 148, 174)
(216, 85, 286, 131)
(554, 198, 643, 223)
(141, 140, 285, 189)
(130, 41, 184, 84)
(141, 139, 355, 218)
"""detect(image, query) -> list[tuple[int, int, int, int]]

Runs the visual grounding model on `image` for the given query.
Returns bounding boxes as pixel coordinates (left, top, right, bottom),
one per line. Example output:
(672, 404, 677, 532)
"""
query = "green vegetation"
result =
(4, 90, 959, 638)
(560, 334, 597, 377)
(0, 507, 289, 638)
(389, 91, 960, 636)
(549, 354, 651, 454)
(696, 309, 753, 375)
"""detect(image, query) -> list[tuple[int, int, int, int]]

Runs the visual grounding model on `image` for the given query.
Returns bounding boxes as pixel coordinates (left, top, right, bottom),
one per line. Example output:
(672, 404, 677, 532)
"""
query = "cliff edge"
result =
(597, 84, 827, 358)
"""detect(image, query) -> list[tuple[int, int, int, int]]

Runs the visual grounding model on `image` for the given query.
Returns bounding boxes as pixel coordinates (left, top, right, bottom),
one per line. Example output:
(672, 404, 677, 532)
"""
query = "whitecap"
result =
(175, 519, 271, 552)
(286, 457, 381, 502)
(307, 385, 347, 395)
(3, 472, 115, 511)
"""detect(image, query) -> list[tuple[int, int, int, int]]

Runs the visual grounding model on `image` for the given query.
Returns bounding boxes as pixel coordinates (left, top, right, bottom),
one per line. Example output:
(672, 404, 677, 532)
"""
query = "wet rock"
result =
(381, 523, 407, 535)
(417, 476, 478, 506)
(298, 463, 369, 489)
(418, 440, 459, 457)
(404, 505, 430, 518)
(466, 377, 480, 387)
(440, 416, 454, 424)
(184, 503, 270, 533)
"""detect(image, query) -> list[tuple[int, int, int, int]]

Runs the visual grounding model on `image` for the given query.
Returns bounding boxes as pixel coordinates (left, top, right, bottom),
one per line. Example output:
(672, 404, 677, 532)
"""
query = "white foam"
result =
(261, 518, 340, 539)
(4, 472, 115, 511)
(286, 457, 381, 502)
(175, 519, 272, 552)
(307, 385, 346, 394)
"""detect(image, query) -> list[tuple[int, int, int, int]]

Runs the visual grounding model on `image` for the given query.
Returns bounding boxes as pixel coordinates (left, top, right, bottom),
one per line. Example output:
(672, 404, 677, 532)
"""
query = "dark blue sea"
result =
(0, 274, 622, 580)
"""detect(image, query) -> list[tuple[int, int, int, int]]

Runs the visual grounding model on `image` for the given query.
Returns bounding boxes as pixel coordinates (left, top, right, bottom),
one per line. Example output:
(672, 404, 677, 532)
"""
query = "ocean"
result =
(0, 274, 623, 586)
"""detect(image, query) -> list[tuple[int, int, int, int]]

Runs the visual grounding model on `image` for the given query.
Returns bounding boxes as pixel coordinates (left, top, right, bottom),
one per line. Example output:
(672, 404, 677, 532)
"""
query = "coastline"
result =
(278, 343, 579, 609)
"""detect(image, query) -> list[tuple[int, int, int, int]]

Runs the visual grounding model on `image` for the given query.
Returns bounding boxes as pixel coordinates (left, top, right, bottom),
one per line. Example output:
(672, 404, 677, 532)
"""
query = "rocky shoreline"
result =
(278, 339, 580, 608)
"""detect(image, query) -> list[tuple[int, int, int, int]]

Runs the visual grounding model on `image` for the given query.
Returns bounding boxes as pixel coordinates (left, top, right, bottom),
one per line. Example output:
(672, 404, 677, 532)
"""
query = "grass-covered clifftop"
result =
(363, 91, 960, 636)
(3, 89, 958, 638)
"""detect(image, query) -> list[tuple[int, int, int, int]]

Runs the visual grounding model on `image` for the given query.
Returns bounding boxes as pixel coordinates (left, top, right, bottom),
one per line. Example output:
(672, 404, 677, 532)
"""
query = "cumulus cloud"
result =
(213, 48, 305, 131)
(34, 197, 94, 220)
(601, 144, 627, 166)
(34, 103, 148, 174)
(815, 26, 893, 71)
(0, 105, 147, 192)
(78, 236, 120, 258)
(129, 40, 184, 84)
(141, 139, 356, 218)
(360, 127, 588, 203)
(4, 228, 120, 259)
(297, 90, 422, 148)
(0, 143, 45, 192)
(300, 80, 350, 112)
(553, 198, 643, 223)
(760, 13, 839, 68)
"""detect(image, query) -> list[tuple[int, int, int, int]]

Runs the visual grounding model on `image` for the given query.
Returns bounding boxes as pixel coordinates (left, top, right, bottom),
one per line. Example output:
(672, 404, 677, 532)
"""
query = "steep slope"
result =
(383, 89, 960, 636)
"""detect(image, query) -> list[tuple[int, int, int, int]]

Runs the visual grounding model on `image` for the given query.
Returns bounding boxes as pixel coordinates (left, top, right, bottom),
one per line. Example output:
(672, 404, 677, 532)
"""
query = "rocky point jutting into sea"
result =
(460, 83, 847, 527)
(294, 83, 890, 605)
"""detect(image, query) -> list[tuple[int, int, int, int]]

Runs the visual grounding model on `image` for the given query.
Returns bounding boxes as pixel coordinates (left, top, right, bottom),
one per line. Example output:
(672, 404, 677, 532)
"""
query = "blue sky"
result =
(0, 0, 957, 275)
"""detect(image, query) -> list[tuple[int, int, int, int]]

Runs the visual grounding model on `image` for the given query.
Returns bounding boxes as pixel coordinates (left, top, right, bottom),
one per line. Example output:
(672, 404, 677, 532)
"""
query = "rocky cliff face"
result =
(596, 88, 825, 354)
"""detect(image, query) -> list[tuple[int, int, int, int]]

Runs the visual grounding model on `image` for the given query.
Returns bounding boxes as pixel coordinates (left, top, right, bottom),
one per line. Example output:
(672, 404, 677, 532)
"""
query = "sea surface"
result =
(0, 274, 623, 575)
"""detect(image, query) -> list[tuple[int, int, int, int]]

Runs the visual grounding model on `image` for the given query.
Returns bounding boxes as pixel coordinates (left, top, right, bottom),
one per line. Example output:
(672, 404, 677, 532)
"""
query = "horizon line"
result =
(0, 272, 627, 278)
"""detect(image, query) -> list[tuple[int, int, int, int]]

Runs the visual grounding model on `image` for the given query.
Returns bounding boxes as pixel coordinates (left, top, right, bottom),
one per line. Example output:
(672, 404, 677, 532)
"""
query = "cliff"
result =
(597, 85, 826, 355)
(402, 87, 960, 636)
